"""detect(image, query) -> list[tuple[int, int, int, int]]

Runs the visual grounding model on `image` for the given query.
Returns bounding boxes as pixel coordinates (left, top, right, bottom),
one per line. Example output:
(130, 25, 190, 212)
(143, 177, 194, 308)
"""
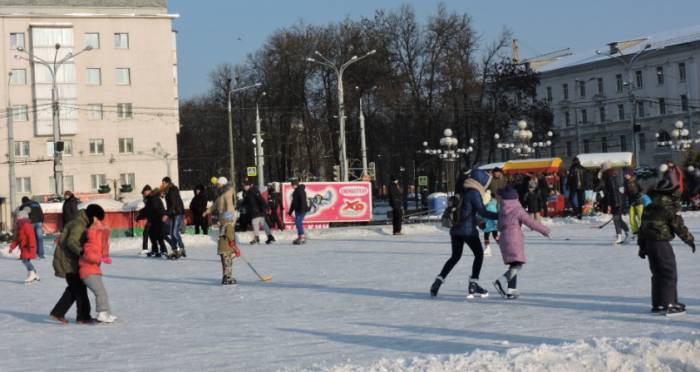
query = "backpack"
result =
(441, 194, 463, 228)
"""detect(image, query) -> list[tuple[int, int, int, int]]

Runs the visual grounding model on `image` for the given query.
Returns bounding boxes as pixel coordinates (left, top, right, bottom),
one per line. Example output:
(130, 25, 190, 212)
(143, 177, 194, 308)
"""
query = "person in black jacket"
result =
(388, 175, 403, 235)
(137, 185, 168, 257)
(266, 183, 284, 231)
(189, 185, 209, 235)
(161, 177, 186, 258)
(242, 181, 275, 244)
(20, 196, 45, 258)
(288, 180, 308, 245)
(601, 162, 630, 244)
(62, 191, 80, 228)
(568, 157, 586, 219)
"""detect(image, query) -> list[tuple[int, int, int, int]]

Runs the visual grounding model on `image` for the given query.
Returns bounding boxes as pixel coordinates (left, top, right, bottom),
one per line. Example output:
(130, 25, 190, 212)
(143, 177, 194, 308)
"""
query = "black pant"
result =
(392, 207, 403, 233)
(142, 223, 151, 250)
(645, 241, 679, 308)
(51, 273, 91, 321)
(612, 213, 629, 235)
(149, 221, 168, 254)
(194, 218, 209, 235)
(268, 213, 284, 231)
(438, 235, 484, 280)
(484, 231, 499, 242)
(571, 189, 585, 217)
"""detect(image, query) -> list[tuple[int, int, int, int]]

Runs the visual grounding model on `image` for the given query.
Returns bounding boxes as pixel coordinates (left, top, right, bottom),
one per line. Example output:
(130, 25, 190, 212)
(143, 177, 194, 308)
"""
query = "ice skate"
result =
(24, 270, 40, 284)
(613, 234, 624, 245)
(467, 279, 489, 299)
(505, 288, 520, 300)
(483, 244, 493, 257)
(265, 235, 276, 244)
(50, 315, 69, 325)
(651, 305, 666, 314)
(139, 249, 149, 256)
(222, 276, 237, 285)
(622, 231, 630, 244)
(430, 276, 444, 298)
(250, 236, 261, 245)
(97, 311, 117, 323)
(493, 276, 507, 297)
(666, 303, 687, 317)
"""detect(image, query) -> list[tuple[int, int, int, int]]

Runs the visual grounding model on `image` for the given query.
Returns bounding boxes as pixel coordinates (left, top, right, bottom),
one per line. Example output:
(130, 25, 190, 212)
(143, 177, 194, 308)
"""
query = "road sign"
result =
(247, 167, 257, 177)
(418, 176, 428, 187)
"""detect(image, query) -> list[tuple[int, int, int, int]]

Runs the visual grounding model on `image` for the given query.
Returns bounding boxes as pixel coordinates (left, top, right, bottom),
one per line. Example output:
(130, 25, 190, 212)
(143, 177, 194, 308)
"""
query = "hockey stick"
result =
(240, 256, 272, 282)
(592, 218, 613, 229)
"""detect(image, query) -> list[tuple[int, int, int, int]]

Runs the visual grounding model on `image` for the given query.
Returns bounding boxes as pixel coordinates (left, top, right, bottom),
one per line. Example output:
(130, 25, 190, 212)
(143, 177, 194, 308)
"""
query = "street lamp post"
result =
(356, 87, 369, 178)
(226, 81, 261, 194)
(495, 120, 553, 158)
(655, 120, 700, 153)
(6, 72, 17, 213)
(15, 43, 92, 196)
(255, 91, 266, 189)
(422, 129, 473, 195)
(306, 49, 376, 181)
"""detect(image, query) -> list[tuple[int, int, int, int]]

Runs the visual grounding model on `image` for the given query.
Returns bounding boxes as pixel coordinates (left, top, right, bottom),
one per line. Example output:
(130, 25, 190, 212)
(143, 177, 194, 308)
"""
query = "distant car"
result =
(635, 165, 657, 179)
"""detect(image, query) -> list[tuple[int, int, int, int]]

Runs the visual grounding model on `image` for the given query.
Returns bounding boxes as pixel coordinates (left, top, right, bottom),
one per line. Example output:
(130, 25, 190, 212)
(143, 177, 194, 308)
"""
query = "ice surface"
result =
(1, 217, 699, 371)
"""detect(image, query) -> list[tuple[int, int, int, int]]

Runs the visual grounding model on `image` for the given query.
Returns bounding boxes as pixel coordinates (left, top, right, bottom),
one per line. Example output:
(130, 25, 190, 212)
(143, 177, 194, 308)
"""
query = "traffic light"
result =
(332, 165, 340, 181)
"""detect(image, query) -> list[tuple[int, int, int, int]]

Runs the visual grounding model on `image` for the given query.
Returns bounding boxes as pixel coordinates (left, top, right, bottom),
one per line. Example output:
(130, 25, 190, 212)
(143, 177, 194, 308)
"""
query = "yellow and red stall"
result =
(502, 157, 567, 216)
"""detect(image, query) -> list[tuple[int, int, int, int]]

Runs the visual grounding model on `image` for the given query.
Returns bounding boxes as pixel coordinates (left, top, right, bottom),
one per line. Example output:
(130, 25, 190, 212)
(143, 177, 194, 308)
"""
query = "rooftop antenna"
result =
(512, 38, 520, 64)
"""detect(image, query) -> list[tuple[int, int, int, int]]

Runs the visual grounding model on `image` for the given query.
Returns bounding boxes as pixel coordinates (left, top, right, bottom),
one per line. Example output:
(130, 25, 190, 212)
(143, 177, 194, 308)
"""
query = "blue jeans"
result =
(169, 214, 185, 249)
(34, 223, 44, 257)
(22, 259, 35, 272)
(294, 213, 305, 236)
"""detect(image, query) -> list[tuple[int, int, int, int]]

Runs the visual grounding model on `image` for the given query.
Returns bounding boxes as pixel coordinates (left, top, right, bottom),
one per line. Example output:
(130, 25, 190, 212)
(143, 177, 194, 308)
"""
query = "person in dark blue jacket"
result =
(431, 169, 499, 298)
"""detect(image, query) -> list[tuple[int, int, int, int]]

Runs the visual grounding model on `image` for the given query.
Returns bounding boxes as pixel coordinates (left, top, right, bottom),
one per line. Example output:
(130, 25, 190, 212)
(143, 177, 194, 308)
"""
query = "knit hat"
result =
(659, 164, 669, 173)
(217, 176, 228, 186)
(85, 204, 106, 222)
(141, 184, 152, 194)
(498, 186, 519, 200)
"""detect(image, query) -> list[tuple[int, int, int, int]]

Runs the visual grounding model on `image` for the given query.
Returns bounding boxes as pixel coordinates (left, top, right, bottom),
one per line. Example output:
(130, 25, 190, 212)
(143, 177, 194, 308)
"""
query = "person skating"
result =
(62, 190, 80, 228)
(637, 179, 695, 316)
(492, 186, 550, 299)
(20, 196, 45, 259)
(218, 211, 240, 285)
(568, 157, 587, 219)
(600, 162, 630, 244)
(388, 175, 404, 235)
(523, 179, 544, 220)
(289, 180, 308, 245)
(137, 185, 169, 258)
(479, 193, 498, 257)
(50, 204, 105, 324)
(204, 176, 236, 227)
(242, 181, 275, 245)
(624, 172, 645, 235)
(9, 209, 39, 284)
(80, 226, 117, 323)
(266, 183, 285, 231)
(431, 169, 498, 299)
(190, 184, 209, 235)
(161, 177, 186, 258)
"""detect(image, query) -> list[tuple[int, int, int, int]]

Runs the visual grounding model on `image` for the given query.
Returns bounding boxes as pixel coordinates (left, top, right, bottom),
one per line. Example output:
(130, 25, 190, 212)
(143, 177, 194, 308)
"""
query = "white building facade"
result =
(533, 25, 700, 167)
(0, 0, 179, 218)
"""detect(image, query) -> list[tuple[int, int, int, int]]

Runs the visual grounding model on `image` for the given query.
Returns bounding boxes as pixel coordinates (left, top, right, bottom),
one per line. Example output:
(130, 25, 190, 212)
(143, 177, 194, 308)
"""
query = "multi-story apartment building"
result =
(0, 0, 179, 217)
(532, 25, 700, 166)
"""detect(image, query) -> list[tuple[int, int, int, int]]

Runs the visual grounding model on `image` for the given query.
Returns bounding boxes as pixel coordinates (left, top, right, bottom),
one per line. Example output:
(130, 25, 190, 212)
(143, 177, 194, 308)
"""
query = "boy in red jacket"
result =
(10, 211, 39, 284)
(79, 226, 117, 323)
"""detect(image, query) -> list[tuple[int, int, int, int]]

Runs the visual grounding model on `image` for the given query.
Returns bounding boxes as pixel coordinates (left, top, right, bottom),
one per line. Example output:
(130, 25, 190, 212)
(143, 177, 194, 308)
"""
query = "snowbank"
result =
(317, 337, 700, 372)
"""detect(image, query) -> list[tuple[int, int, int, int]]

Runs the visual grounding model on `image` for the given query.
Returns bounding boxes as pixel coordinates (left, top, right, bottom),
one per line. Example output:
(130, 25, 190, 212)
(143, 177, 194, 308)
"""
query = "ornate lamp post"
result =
(423, 129, 473, 194)
(655, 120, 699, 151)
(495, 120, 553, 159)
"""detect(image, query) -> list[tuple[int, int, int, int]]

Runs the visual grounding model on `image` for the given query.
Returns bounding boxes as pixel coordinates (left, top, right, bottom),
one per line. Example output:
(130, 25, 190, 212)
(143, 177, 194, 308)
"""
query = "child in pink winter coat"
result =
(79, 226, 117, 323)
(493, 186, 550, 299)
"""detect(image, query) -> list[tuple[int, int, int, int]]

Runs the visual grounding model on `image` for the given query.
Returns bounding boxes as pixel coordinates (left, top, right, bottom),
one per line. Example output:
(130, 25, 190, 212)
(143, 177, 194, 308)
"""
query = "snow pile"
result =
(317, 337, 700, 372)
(78, 198, 126, 212)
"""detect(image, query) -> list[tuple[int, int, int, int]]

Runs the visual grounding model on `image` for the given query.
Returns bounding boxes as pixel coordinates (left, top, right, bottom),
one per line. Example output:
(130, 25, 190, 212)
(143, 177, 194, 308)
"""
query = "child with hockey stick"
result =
(219, 211, 240, 285)
(637, 179, 695, 316)
(479, 192, 498, 257)
(80, 224, 117, 323)
(493, 186, 550, 299)
(9, 210, 39, 284)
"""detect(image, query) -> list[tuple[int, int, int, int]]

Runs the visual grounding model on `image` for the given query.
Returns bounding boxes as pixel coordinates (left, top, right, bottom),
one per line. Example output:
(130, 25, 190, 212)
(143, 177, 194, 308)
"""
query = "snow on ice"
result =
(1, 216, 699, 371)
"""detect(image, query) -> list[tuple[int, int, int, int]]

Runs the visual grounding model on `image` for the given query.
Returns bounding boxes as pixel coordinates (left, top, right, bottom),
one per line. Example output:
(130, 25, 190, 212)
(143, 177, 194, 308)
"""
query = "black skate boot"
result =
(430, 276, 444, 298)
(467, 280, 489, 299)
(265, 235, 276, 244)
(250, 236, 260, 245)
(222, 276, 237, 285)
(666, 303, 687, 317)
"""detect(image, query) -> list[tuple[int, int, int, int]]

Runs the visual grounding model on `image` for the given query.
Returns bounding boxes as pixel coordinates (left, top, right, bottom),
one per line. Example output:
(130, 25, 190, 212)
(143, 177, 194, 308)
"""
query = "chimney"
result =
(608, 42, 619, 55)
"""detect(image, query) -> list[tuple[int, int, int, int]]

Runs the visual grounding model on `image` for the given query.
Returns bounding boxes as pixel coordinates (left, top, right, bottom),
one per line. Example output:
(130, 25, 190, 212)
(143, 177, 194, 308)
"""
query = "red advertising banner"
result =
(282, 182, 373, 224)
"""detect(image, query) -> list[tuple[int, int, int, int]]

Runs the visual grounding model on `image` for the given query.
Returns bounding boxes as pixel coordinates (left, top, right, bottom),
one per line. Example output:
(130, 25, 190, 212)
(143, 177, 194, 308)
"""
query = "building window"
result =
(86, 68, 101, 85)
(580, 108, 588, 124)
(117, 103, 133, 119)
(635, 70, 643, 88)
(11, 105, 28, 121)
(562, 83, 569, 100)
(91, 174, 107, 191)
(114, 33, 129, 49)
(16, 177, 31, 193)
(10, 69, 26, 85)
(578, 80, 586, 97)
(639, 133, 646, 151)
(118, 138, 134, 153)
(546, 86, 552, 101)
(636, 101, 645, 118)
(49, 176, 74, 193)
(566, 141, 572, 157)
(88, 104, 103, 120)
(601, 137, 608, 153)
(14, 141, 30, 157)
(620, 135, 627, 152)
(599, 106, 606, 122)
(681, 94, 689, 111)
(616, 74, 623, 92)
(564, 111, 571, 127)
(10, 32, 25, 49)
(659, 98, 666, 115)
(583, 139, 590, 153)
(120, 173, 135, 187)
(597, 78, 604, 94)
(89, 139, 104, 155)
(84, 32, 100, 49)
(656, 66, 664, 85)
(679, 62, 687, 82)
(47, 140, 73, 157)
(116, 68, 131, 85)
(618, 104, 625, 121)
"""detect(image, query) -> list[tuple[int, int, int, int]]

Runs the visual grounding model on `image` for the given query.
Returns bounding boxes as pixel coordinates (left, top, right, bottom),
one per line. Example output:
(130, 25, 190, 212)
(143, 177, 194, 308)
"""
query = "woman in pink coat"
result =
(493, 186, 550, 299)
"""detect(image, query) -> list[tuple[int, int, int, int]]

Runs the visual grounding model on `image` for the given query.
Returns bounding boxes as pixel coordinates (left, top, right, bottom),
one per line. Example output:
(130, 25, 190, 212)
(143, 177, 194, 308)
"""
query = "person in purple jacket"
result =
(492, 186, 551, 299)
(431, 169, 499, 299)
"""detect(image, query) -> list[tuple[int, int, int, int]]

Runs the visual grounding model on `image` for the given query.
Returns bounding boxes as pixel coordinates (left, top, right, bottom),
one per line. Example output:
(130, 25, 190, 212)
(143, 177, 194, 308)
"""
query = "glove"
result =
(8, 246, 15, 254)
(638, 248, 646, 259)
(102, 257, 112, 264)
(690, 241, 696, 253)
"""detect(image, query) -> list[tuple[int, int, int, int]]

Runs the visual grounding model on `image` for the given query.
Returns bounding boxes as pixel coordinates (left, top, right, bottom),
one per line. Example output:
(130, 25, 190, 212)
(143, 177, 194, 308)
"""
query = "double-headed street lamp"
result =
(15, 43, 93, 196)
(306, 49, 376, 182)
(422, 128, 473, 194)
(495, 120, 553, 158)
(226, 81, 261, 195)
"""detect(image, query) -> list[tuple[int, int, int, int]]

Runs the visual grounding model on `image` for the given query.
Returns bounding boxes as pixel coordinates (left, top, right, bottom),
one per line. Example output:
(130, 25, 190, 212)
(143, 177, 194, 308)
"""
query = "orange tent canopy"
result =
(502, 157, 563, 174)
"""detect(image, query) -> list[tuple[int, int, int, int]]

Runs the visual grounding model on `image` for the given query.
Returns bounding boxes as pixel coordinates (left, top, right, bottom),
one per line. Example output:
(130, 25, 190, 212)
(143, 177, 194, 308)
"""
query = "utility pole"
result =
(359, 95, 368, 178)
(255, 98, 265, 189)
(6, 72, 17, 215)
(226, 81, 261, 195)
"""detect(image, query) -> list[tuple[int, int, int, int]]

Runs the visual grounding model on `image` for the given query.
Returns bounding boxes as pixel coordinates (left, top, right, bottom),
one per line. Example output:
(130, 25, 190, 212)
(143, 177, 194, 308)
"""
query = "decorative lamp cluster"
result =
(423, 128, 473, 160)
(495, 120, 553, 158)
(656, 120, 700, 151)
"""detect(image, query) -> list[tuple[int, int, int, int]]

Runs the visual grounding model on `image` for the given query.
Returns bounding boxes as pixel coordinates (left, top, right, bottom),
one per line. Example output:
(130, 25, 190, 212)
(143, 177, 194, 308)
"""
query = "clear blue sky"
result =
(169, 0, 700, 99)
